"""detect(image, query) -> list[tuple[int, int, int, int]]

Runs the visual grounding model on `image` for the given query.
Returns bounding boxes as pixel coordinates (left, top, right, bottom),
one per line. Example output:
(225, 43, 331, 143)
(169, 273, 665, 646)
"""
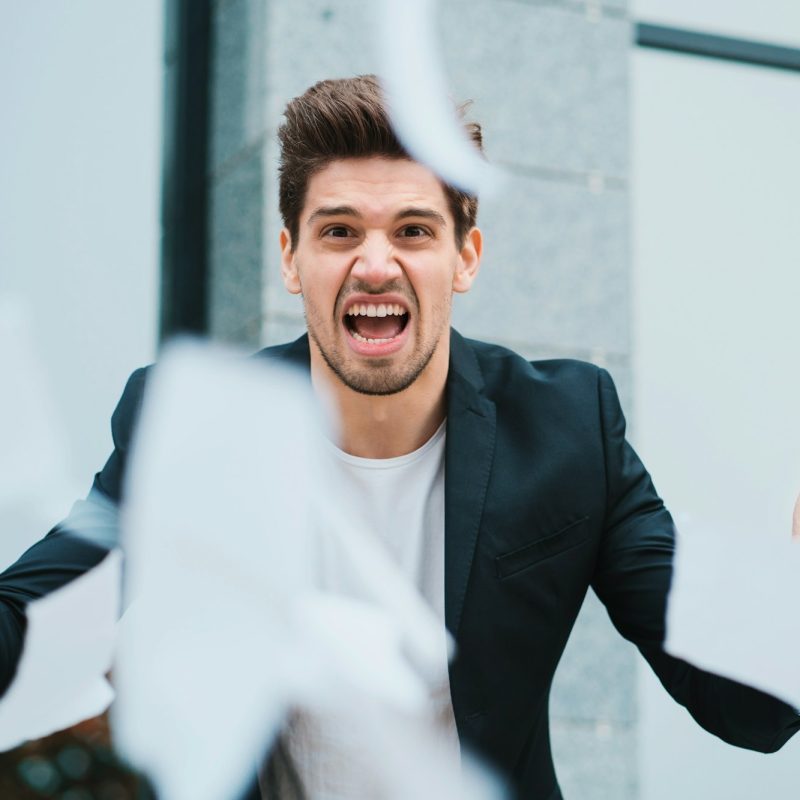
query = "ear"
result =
(280, 229, 302, 294)
(452, 227, 482, 294)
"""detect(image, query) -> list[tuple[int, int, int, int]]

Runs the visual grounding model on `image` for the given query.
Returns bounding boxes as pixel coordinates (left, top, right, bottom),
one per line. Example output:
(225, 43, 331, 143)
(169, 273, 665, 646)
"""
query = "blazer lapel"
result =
(444, 330, 497, 637)
(266, 331, 497, 638)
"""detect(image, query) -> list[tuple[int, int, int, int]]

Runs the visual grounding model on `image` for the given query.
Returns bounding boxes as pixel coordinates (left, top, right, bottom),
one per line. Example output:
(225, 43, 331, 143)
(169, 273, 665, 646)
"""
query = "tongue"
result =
(352, 315, 404, 340)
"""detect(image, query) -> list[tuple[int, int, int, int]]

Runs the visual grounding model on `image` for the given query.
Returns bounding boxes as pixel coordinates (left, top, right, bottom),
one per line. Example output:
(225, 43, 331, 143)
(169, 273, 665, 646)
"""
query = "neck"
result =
(310, 342, 450, 459)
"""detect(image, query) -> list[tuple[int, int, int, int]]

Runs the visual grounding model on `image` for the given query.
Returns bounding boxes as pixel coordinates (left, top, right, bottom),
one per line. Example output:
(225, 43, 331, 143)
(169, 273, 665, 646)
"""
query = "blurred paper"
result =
(0, 296, 80, 566)
(0, 550, 121, 751)
(665, 523, 800, 708)
(376, 0, 502, 197)
(278, 696, 503, 800)
(113, 343, 449, 800)
(113, 341, 495, 800)
(114, 343, 316, 800)
(292, 591, 437, 713)
(311, 500, 451, 689)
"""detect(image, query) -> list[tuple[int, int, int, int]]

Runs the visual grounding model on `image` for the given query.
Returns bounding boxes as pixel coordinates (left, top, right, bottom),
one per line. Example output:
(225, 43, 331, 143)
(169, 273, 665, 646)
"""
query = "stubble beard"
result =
(303, 294, 451, 397)
(310, 329, 437, 396)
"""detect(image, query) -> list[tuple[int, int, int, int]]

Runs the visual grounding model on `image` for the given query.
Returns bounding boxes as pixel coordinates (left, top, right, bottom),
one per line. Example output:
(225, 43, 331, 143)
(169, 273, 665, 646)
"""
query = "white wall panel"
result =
(632, 46, 800, 799)
(0, 2, 161, 564)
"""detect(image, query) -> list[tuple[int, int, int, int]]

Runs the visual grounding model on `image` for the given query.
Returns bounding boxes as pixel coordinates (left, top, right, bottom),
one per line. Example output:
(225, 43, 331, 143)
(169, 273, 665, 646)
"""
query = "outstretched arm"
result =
(591, 367, 800, 752)
(0, 368, 147, 695)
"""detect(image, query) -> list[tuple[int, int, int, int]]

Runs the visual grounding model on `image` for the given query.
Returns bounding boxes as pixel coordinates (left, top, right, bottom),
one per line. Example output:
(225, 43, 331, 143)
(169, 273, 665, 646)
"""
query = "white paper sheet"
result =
(113, 344, 312, 800)
(0, 550, 121, 751)
(665, 522, 800, 709)
(113, 343, 472, 800)
(375, 0, 503, 198)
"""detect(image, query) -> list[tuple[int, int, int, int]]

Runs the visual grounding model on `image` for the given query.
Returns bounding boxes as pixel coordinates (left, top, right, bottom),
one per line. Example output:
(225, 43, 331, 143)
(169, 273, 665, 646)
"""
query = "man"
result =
(1, 75, 798, 799)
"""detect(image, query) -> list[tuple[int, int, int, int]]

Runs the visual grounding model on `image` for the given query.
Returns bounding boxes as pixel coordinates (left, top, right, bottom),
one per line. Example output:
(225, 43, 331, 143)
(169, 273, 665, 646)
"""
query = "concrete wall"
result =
(207, 1, 635, 796)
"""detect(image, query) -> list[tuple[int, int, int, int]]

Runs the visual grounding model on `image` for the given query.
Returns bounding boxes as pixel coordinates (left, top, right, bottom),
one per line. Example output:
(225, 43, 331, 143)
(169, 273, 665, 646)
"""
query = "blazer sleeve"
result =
(0, 367, 148, 696)
(590, 367, 800, 753)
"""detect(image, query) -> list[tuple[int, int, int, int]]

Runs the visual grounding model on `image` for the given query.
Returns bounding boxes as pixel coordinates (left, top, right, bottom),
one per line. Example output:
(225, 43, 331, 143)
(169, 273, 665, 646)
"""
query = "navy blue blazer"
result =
(1, 330, 798, 799)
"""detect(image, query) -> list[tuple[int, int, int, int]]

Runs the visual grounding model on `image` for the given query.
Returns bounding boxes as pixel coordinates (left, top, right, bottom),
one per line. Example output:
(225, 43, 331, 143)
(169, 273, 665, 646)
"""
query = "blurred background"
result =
(1, 0, 798, 797)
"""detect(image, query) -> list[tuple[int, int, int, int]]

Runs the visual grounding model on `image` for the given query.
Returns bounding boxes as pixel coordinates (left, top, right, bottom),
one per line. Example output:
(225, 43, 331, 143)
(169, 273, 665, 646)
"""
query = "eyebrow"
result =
(307, 205, 361, 225)
(395, 208, 448, 228)
(306, 205, 448, 228)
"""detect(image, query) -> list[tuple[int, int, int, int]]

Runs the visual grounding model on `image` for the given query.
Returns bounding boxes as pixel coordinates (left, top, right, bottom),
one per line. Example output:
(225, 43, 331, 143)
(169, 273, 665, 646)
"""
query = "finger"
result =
(792, 494, 800, 540)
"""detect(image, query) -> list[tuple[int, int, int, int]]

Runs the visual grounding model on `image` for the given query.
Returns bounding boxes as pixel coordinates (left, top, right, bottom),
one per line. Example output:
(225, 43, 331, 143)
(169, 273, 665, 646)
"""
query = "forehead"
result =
(302, 157, 452, 223)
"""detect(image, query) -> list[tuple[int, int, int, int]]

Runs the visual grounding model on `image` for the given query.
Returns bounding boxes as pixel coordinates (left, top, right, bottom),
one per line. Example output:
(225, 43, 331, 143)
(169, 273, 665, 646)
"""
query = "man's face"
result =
(280, 157, 481, 395)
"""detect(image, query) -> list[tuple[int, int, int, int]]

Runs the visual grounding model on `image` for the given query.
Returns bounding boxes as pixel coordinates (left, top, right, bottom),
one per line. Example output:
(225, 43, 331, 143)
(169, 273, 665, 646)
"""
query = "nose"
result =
(350, 234, 402, 285)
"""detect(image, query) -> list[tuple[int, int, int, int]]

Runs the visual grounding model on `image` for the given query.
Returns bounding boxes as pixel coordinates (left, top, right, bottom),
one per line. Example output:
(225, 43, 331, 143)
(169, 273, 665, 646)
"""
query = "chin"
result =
(318, 339, 437, 397)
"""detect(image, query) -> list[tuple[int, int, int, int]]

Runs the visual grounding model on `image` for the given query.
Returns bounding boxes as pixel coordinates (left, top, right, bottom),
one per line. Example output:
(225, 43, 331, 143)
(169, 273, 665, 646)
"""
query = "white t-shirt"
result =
(275, 420, 459, 799)
(323, 420, 448, 623)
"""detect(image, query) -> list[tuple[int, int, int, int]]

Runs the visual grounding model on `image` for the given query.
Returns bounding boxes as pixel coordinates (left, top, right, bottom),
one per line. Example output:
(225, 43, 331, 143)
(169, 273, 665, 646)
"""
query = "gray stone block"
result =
(210, 0, 268, 172)
(599, 0, 628, 11)
(533, 0, 630, 13)
(262, 314, 308, 347)
(550, 591, 638, 724)
(263, 0, 381, 130)
(267, 278, 306, 324)
(261, 136, 300, 321)
(551, 720, 638, 800)
(451, 172, 630, 357)
(440, 0, 630, 178)
(208, 145, 265, 346)
(261, 1, 629, 178)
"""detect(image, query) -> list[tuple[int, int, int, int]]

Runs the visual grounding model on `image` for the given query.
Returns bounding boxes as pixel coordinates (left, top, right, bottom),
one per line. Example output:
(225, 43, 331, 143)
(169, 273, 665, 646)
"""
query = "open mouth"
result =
(343, 301, 409, 344)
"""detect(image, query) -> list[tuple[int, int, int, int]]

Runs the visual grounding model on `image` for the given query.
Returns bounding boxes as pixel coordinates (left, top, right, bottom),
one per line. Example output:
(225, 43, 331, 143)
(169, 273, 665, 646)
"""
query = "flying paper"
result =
(375, 0, 503, 197)
(665, 521, 800, 709)
(113, 343, 315, 800)
(0, 550, 121, 751)
(112, 342, 481, 800)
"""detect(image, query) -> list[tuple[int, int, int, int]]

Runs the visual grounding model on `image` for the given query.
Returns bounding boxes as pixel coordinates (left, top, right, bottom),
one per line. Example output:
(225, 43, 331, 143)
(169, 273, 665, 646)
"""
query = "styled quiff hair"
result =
(278, 74, 483, 249)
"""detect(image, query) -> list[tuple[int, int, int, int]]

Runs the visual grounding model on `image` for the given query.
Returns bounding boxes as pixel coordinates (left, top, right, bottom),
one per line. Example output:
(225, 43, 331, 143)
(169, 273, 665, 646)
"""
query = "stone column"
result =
(207, 1, 636, 795)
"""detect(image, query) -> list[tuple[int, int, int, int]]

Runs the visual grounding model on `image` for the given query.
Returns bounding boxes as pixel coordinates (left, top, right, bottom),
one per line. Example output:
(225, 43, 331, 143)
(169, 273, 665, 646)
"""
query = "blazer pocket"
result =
(495, 516, 590, 579)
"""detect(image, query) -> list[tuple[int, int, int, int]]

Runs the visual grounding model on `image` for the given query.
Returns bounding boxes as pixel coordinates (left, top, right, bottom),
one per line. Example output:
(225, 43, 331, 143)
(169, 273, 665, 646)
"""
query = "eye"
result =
(397, 224, 431, 239)
(322, 225, 353, 239)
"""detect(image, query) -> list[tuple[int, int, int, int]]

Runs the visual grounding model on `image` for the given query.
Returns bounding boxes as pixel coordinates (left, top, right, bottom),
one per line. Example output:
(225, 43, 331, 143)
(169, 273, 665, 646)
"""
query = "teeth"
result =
(346, 303, 408, 317)
(350, 331, 394, 344)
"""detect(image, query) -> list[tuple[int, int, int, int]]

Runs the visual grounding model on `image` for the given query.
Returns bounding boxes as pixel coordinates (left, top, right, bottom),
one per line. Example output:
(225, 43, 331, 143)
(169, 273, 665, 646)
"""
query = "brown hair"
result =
(278, 74, 483, 249)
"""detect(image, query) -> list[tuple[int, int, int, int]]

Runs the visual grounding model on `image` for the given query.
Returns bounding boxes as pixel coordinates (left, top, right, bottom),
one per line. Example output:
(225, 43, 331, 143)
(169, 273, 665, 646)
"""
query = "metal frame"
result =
(160, 0, 212, 340)
(636, 23, 800, 73)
